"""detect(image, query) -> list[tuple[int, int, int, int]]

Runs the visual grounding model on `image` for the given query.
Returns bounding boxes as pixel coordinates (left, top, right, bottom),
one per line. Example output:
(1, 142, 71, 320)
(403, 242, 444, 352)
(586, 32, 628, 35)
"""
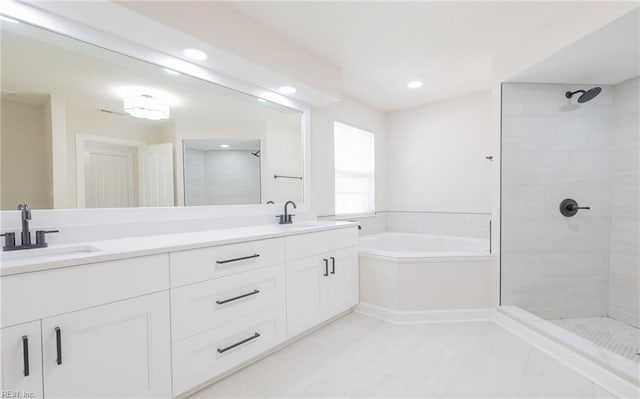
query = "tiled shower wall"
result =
(501, 83, 613, 319)
(608, 77, 639, 328)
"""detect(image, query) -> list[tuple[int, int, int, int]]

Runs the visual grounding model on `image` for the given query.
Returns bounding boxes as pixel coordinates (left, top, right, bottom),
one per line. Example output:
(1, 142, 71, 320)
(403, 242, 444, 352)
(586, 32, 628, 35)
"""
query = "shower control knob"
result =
(560, 198, 591, 217)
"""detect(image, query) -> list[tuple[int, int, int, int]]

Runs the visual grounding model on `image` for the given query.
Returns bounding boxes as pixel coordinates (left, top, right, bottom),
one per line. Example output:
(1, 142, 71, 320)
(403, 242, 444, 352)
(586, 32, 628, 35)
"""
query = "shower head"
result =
(565, 87, 602, 103)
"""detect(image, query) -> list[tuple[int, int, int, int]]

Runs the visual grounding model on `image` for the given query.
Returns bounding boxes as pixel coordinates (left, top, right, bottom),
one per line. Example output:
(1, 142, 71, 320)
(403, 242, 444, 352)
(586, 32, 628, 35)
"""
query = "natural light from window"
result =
(334, 122, 375, 216)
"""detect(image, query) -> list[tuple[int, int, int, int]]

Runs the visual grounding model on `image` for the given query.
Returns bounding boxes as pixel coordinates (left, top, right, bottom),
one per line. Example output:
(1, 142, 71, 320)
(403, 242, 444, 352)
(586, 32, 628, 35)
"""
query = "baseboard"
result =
(354, 302, 496, 324)
(493, 310, 639, 399)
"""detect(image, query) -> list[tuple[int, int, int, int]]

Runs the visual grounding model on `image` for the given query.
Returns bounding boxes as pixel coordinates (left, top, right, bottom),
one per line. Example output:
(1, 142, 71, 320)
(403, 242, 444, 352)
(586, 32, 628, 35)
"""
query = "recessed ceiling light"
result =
(220, 144, 230, 148)
(0, 15, 20, 24)
(278, 86, 296, 94)
(257, 98, 267, 103)
(407, 81, 423, 89)
(182, 48, 208, 61)
(163, 68, 180, 75)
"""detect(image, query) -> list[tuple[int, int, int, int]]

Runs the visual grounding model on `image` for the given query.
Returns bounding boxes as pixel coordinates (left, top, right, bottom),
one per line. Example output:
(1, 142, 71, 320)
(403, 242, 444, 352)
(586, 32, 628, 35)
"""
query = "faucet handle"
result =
(35, 230, 59, 247)
(287, 214, 295, 223)
(1, 232, 16, 249)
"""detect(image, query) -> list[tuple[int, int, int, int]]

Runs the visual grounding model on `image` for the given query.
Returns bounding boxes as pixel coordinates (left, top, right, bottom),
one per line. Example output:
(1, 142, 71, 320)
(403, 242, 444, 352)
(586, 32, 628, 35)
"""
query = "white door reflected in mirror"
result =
(77, 135, 174, 208)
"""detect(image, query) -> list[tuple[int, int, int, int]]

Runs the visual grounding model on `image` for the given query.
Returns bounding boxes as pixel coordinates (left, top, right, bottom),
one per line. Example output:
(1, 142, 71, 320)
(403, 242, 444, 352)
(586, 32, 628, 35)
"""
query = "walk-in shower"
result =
(500, 79, 640, 381)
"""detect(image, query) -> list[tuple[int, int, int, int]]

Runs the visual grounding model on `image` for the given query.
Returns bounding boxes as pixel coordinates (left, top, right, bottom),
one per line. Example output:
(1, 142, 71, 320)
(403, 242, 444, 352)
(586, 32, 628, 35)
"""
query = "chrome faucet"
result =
(18, 204, 32, 246)
(276, 201, 297, 224)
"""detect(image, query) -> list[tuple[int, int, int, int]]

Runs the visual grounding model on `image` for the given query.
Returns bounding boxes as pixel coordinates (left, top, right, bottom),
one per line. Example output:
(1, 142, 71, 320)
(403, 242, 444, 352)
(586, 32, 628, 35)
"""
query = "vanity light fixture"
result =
(407, 81, 423, 89)
(163, 68, 181, 75)
(123, 94, 170, 120)
(278, 86, 296, 94)
(182, 48, 208, 61)
(0, 15, 20, 24)
(220, 144, 230, 148)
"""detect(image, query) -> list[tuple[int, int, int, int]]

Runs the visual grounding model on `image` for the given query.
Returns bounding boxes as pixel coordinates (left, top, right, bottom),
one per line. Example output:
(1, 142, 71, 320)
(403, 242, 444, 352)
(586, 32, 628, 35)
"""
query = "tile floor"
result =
(188, 313, 616, 398)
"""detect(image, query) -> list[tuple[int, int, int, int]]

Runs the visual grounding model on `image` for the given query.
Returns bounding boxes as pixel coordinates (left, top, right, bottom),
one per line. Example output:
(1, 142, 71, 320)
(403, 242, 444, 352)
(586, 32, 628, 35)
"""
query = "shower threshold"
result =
(497, 306, 640, 389)
(551, 317, 639, 364)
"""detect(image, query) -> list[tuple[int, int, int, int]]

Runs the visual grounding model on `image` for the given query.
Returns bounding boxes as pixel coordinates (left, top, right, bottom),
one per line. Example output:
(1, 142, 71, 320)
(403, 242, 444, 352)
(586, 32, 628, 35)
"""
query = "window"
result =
(334, 122, 375, 216)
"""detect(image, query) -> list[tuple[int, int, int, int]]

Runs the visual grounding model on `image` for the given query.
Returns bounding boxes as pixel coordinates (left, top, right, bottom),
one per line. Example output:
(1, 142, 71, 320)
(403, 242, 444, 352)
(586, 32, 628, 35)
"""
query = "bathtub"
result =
(358, 232, 498, 316)
(359, 232, 490, 259)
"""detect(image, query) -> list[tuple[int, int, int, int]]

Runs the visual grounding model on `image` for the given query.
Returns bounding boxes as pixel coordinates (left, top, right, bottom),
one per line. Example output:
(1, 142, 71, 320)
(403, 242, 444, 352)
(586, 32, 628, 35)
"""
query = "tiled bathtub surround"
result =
(385, 211, 491, 241)
(322, 211, 491, 242)
(501, 83, 613, 319)
(608, 77, 640, 328)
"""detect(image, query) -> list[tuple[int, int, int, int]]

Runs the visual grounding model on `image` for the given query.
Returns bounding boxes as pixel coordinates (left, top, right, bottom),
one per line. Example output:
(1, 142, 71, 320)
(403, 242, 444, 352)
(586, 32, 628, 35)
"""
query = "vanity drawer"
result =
(170, 238, 285, 287)
(1, 254, 170, 328)
(172, 307, 286, 397)
(285, 227, 358, 261)
(171, 264, 285, 342)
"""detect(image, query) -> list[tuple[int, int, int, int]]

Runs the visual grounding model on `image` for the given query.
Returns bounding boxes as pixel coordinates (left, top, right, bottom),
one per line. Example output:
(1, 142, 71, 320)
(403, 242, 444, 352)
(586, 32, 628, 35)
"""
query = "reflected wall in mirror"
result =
(184, 139, 262, 206)
(0, 19, 304, 210)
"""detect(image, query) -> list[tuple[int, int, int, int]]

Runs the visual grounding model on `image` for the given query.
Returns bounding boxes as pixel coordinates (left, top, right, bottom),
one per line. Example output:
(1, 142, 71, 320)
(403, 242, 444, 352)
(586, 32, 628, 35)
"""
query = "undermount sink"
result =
(0, 244, 100, 262)
(275, 222, 324, 230)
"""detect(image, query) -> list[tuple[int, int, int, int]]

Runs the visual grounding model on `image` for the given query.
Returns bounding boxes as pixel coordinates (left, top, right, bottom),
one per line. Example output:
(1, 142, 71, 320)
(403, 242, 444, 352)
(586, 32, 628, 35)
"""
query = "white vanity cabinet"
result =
(0, 255, 172, 399)
(0, 223, 359, 399)
(0, 321, 44, 399)
(285, 229, 359, 338)
(41, 292, 171, 399)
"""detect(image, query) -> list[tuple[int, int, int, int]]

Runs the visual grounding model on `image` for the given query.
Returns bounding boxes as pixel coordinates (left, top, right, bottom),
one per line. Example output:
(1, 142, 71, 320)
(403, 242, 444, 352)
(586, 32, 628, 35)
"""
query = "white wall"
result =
(184, 149, 261, 206)
(386, 92, 493, 214)
(261, 121, 303, 205)
(501, 83, 613, 320)
(1, 99, 52, 210)
(608, 77, 639, 327)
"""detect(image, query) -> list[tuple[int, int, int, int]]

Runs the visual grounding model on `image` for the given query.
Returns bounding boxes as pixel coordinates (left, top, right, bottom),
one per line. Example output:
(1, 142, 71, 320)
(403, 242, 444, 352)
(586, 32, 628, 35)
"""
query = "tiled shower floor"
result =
(551, 317, 640, 363)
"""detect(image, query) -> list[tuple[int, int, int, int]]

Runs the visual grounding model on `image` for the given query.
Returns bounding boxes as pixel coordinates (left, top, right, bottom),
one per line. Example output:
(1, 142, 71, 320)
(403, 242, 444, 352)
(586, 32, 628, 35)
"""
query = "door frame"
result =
(76, 133, 146, 208)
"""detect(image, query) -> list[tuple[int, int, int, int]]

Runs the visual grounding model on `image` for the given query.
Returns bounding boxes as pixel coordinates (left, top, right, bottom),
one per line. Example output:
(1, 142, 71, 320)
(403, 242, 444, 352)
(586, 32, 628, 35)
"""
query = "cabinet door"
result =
(0, 321, 43, 399)
(327, 247, 359, 317)
(42, 291, 171, 398)
(286, 256, 330, 338)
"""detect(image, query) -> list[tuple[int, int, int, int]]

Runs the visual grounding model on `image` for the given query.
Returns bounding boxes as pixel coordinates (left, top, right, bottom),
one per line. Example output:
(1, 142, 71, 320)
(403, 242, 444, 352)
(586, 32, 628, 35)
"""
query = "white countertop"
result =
(0, 221, 355, 277)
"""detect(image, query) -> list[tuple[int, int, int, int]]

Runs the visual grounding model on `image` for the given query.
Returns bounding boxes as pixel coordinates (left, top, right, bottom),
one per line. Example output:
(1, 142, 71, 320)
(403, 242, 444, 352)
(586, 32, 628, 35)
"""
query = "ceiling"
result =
(228, 1, 637, 111)
(511, 7, 639, 85)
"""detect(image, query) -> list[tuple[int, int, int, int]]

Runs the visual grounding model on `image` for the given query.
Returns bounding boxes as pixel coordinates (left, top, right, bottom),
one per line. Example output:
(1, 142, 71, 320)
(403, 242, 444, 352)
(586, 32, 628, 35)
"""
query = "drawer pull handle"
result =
(217, 332, 261, 354)
(216, 254, 260, 264)
(323, 259, 329, 277)
(330, 257, 336, 274)
(22, 335, 29, 377)
(216, 290, 260, 305)
(55, 327, 62, 365)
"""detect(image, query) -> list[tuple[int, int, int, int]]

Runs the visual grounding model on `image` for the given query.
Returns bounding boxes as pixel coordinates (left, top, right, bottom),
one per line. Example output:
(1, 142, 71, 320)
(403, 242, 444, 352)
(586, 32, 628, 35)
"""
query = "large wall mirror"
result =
(0, 19, 304, 210)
